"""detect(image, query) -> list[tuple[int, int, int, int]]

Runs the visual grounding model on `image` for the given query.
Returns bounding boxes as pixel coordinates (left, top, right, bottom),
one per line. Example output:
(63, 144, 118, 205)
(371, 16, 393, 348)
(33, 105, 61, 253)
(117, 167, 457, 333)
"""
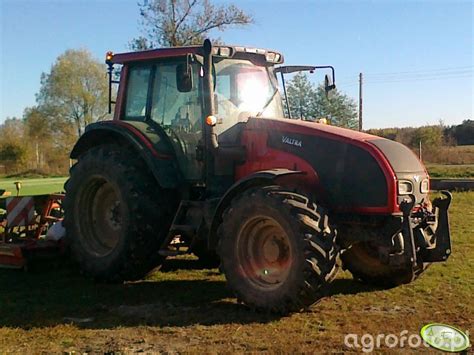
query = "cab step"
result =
(159, 200, 204, 256)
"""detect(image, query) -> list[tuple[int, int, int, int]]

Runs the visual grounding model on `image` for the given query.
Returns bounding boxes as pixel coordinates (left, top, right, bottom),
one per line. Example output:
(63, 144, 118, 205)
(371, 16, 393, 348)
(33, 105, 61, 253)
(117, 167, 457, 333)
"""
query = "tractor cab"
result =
(105, 44, 286, 181)
(104, 42, 335, 183)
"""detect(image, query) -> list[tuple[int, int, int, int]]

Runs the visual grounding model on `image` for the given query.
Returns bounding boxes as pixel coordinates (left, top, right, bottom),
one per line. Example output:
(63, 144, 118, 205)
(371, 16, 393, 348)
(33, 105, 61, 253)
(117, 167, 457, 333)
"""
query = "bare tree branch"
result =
(129, 0, 254, 49)
(175, 0, 197, 32)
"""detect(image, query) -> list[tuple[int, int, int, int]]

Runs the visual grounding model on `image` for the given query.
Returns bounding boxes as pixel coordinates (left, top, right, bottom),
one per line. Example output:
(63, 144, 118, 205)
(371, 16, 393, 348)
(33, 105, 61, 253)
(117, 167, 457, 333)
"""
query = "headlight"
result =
(420, 179, 429, 193)
(398, 180, 413, 195)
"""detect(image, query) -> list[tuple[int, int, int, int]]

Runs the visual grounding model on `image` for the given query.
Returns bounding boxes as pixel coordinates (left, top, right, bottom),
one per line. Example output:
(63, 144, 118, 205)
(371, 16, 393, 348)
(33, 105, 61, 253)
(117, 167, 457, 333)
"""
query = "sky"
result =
(0, 0, 472, 129)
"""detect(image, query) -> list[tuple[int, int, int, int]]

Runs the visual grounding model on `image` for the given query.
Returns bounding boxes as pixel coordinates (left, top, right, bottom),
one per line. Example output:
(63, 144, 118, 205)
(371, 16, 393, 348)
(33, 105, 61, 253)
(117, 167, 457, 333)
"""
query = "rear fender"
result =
(207, 169, 309, 249)
(70, 120, 181, 189)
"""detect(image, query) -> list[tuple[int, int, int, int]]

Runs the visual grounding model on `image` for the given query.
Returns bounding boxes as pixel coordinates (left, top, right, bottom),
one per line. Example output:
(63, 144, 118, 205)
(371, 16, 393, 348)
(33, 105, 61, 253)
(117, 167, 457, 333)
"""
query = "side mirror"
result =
(324, 74, 336, 98)
(176, 63, 193, 92)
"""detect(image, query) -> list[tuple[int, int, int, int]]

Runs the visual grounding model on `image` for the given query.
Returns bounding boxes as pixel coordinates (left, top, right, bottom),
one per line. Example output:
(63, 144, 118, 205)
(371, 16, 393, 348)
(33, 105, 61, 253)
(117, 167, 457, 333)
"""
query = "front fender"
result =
(70, 120, 182, 189)
(207, 169, 304, 249)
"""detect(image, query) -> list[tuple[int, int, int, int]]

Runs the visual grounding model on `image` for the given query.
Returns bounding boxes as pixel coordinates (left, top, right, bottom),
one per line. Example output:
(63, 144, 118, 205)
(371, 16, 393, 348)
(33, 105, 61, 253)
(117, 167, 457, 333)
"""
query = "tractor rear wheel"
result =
(341, 242, 429, 287)
(218, 186, 339, 313)
(64, 144, 176, 282)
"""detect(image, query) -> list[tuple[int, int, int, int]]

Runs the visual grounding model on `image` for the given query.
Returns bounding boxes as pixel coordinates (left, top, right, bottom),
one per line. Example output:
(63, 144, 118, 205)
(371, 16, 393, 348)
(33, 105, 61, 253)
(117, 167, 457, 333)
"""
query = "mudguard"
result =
(207, 169, 304, 249)
(70, 120, 182, 189)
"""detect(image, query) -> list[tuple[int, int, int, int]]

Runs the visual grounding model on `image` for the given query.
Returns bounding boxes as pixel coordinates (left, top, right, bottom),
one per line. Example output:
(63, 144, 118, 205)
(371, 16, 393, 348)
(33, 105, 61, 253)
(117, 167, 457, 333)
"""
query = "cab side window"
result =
(150, 61, 203, 181)
(150, 62, 201, 133)
(124, 66, 151, 120)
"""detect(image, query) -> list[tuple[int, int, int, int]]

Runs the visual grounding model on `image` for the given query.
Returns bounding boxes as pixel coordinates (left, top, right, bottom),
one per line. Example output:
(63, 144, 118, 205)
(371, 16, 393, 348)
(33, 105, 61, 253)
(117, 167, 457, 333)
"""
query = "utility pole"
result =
(359, 72, 363, 131)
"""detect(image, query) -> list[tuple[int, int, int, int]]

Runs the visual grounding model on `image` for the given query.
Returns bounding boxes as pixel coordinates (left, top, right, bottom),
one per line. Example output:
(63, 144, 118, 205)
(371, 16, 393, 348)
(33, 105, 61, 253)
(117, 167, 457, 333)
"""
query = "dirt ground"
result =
(0, 192, 472, 353)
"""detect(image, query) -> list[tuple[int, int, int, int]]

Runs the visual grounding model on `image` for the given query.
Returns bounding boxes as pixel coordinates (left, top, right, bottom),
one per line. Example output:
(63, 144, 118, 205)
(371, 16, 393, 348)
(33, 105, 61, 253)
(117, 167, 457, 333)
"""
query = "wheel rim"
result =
(236, 215, 292, 289)
(77, 176, 123, 257)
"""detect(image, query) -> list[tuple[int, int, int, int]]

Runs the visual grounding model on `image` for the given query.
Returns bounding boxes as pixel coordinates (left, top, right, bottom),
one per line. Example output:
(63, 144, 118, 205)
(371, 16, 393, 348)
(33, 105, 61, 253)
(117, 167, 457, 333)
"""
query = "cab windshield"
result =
(213, 58, 283, 133)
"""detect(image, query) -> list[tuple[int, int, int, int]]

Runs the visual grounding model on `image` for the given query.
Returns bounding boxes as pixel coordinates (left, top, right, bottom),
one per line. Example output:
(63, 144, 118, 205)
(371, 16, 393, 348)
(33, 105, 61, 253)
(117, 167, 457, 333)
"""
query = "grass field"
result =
(422, 144, 474, 165)
(0, 191, 472, 353)
(0, 177, 66, 197)
(426, 164, 474, 178)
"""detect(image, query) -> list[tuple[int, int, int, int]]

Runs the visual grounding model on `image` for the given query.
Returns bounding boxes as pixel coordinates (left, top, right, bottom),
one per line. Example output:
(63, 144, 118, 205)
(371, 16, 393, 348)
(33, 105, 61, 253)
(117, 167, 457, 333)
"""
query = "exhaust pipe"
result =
(202, 39, 219, 150)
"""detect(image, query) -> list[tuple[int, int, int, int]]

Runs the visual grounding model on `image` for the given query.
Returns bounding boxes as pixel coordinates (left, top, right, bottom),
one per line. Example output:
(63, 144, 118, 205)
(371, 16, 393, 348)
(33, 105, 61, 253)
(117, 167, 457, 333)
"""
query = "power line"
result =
(363, 65, 474, 78)
(336, 66, 473, 87)
(364, 73, 472, 84)
(336, 72, 472, 87)
(336, 82, 359, 89)
(365, 70, 473, 81)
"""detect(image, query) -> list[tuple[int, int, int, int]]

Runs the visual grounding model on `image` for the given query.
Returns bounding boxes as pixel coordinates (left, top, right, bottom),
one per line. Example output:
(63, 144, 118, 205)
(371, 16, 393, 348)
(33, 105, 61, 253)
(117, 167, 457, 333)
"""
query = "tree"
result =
(410, 126, 443, 149)
(0, 118, 27, 172)
(0, 117, 24, 145)
(23, 107, 52, 168)
(446, 119, 474, 145)
(0, 143, 27, 169)
(314, 85, 358, 129)
(36, 49, 108, 136)
(130, 0, 254, 50)
(286, 73, 359, 129)
(286, 73, 317, 120)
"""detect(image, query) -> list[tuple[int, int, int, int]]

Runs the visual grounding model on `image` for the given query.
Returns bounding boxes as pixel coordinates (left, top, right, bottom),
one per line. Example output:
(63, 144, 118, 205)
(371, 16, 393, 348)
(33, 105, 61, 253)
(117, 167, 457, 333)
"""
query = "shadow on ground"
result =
(0, 258, 379, 330)
(326, 278, 384, 296)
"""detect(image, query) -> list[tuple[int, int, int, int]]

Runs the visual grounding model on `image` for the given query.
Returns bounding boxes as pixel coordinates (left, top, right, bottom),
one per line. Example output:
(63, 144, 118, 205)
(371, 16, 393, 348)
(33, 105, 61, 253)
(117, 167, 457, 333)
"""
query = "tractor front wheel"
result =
(64, 144, 176, 282)
(341, 242, 429, 287)
(218, 186, 339, 313)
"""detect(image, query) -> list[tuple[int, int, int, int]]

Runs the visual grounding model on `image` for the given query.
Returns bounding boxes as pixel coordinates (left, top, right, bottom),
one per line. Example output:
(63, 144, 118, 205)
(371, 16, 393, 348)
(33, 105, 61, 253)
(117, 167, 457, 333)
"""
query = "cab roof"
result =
(109, 45, 284, 65)
(111, 46, 202, 64)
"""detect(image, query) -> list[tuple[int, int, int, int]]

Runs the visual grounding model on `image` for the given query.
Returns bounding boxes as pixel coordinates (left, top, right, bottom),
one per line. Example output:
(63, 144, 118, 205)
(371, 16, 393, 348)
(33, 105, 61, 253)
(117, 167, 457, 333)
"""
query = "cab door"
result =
(150, 60, 204, 182)
(122, 59, 204, 183)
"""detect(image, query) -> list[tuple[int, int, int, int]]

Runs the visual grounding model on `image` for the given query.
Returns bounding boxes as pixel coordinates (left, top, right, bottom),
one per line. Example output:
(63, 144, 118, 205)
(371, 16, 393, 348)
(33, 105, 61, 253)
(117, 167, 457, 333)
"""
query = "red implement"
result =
(0, 194, 65, 269)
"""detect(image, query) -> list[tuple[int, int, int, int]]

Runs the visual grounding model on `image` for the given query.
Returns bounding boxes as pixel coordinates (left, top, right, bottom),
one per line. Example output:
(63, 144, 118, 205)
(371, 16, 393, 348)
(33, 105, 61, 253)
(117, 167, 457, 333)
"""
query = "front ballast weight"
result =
(389, 191, 452, 267)
(418, 191, 452, 262)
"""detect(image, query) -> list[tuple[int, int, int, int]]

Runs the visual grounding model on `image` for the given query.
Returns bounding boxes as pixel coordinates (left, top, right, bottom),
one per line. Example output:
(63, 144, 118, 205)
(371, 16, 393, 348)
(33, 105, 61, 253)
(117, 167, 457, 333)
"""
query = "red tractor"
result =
(64, 40, 452, 313)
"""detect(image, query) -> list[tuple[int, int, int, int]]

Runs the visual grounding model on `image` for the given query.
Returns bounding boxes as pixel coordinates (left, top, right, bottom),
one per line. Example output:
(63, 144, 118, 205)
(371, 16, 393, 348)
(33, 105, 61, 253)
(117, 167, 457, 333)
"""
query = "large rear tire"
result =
(218, 186, 339, 313)
(64, 145, 176, 282)
(341, 242, 429, 287)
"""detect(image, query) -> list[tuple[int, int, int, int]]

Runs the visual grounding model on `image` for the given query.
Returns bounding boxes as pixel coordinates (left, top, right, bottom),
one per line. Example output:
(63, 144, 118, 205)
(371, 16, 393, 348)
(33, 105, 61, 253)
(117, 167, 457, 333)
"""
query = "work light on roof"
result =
(265, 52, 281, 63)
(219, 47, 232, 57)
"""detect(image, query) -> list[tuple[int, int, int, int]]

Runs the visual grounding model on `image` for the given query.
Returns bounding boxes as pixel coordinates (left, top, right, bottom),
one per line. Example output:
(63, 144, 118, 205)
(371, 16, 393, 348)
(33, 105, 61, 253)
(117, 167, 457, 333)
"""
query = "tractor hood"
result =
(242, 117, 428, 211)
(245, 117, 427, 176)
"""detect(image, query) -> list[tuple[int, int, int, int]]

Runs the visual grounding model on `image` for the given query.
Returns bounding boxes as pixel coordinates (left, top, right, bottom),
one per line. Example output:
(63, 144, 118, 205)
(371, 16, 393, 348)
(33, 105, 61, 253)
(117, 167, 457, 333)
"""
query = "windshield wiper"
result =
(256, 88, 278, 117)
